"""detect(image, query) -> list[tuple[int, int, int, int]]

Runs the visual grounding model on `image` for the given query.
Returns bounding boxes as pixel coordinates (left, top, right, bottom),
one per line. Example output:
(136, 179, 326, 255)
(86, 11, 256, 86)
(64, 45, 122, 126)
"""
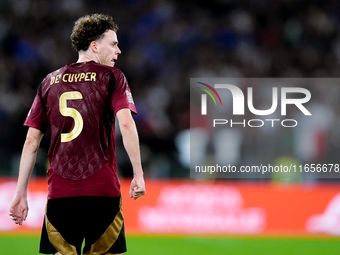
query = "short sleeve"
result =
(24, 89, 49, 133)
(111, 71, 137, 115)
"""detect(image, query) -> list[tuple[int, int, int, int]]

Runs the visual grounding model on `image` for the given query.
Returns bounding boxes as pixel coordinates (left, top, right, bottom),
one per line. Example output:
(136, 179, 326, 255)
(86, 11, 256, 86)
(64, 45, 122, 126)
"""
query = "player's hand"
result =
(9, 194, 28, 225)
(129, 176, 145, 200)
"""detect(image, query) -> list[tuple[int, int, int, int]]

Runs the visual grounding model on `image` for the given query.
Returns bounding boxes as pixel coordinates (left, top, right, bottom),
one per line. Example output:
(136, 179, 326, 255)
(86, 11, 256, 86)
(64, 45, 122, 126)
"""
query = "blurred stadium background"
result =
(1, 0, 340, 254)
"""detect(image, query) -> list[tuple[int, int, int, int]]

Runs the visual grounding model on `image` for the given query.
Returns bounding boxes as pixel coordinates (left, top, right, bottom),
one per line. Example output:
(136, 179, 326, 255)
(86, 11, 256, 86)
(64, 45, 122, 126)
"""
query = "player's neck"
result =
(77, 51, 99, 64)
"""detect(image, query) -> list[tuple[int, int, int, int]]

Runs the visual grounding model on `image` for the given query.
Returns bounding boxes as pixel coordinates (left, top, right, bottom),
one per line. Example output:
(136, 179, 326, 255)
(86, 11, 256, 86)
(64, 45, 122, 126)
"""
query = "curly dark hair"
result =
(71, 13, 118, 52)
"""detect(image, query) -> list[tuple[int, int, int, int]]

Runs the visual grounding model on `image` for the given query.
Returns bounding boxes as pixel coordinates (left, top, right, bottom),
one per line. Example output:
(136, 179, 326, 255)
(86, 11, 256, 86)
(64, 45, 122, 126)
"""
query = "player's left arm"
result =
(9, 127, 44, 225)
(116, 108, 145, 200)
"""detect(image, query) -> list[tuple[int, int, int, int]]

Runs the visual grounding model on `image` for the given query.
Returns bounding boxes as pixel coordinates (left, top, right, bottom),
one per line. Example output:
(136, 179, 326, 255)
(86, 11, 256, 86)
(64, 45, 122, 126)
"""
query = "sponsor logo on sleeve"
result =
(126, 90, 134, 104)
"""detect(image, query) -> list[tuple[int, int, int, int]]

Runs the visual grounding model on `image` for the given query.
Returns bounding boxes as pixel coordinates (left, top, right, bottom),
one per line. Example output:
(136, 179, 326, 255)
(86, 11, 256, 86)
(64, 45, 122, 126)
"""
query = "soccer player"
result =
(9, 13, 145, 255)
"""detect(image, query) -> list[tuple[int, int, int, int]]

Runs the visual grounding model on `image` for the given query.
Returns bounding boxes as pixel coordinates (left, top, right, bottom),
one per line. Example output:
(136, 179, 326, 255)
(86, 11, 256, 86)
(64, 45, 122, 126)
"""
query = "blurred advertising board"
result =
(1, 178, 340, 236)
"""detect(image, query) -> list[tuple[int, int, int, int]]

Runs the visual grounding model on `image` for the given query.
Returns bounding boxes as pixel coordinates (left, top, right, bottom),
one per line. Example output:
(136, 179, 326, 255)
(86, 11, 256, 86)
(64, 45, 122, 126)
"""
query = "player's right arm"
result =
(116, 108, 145, 200)
(9, 127, 44, 225)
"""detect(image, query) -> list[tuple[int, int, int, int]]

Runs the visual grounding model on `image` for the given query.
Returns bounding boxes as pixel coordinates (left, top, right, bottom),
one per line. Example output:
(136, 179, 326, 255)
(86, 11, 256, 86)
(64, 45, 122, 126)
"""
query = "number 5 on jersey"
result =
(59, 91, 84, 142)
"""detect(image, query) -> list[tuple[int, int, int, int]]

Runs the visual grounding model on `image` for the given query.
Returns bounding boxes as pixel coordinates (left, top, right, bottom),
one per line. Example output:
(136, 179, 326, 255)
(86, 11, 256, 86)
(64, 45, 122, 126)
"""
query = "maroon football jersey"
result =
(25, 61, 136, 197)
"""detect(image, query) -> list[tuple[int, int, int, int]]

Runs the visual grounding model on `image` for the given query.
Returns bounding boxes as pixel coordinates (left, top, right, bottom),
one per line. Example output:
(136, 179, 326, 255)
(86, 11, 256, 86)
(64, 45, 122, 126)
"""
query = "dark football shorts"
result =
(39, 196, 127, 255)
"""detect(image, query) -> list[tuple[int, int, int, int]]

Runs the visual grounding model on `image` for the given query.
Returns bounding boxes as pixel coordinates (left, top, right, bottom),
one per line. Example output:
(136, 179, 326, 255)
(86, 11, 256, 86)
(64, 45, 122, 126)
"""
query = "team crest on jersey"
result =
(126, 90, 134, 104)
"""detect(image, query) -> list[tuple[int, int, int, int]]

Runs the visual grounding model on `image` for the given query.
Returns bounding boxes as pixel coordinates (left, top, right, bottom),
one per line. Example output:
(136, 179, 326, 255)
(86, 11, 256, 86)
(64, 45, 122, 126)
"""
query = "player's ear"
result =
(90, 41, 99, 53)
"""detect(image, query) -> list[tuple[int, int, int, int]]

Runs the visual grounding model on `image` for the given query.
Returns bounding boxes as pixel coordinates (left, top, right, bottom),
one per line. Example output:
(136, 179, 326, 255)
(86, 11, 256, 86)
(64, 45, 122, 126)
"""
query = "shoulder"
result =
(41, 65, 68, 87)
(95, 63, 125, 79)
(85, 62, 126, 81)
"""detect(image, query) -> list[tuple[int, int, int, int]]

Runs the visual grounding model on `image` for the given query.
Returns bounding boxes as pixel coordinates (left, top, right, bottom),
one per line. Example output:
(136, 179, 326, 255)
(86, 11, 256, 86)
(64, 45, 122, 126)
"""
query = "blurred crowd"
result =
(1, 0, 340, 180)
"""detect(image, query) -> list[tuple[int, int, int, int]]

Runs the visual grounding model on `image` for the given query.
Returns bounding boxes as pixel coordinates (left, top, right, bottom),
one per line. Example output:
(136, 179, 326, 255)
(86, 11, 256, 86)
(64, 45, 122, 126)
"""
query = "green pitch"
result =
(1, 235, 340, 255)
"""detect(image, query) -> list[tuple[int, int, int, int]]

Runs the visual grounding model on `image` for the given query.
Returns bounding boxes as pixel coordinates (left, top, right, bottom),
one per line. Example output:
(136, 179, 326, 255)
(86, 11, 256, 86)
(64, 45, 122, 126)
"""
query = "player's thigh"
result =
(83, 197, 126, 255)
